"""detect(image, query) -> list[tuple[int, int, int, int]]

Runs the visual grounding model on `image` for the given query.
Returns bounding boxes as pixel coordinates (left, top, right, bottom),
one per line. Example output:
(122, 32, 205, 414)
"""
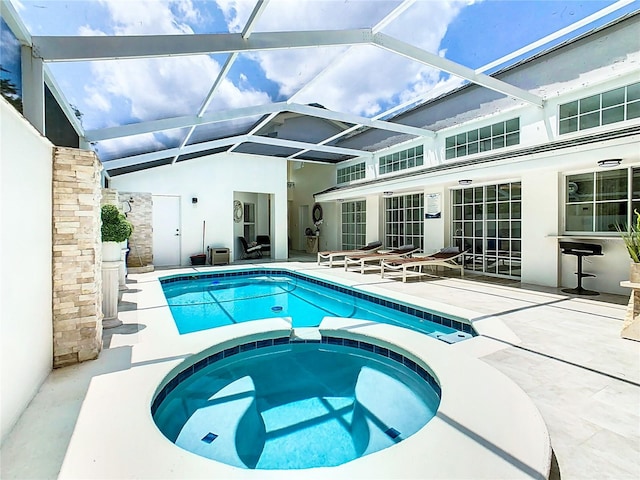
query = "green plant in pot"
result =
(617, 209, 640, 282)
(101, 204, 133, 262)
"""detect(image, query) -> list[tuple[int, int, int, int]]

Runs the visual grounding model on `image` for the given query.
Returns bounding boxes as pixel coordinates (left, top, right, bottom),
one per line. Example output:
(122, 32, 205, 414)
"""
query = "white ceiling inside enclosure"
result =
(2, 0, 639, 175)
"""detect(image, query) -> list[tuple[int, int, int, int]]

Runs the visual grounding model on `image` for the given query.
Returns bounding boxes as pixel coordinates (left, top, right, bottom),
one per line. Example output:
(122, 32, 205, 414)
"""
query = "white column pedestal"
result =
(102, 260, 122, 329)
(119, 248, 129, 290)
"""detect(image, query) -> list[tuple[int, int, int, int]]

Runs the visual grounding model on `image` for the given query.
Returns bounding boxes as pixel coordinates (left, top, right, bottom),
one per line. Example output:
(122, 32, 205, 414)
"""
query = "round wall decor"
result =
(233, 200, 243, 223)
(312, 203, 323, 223)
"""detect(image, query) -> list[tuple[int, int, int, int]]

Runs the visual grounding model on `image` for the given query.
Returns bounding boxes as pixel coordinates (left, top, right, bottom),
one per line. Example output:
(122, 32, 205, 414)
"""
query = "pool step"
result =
(290, 327, 322, 342)
(435, 331, 474, 344)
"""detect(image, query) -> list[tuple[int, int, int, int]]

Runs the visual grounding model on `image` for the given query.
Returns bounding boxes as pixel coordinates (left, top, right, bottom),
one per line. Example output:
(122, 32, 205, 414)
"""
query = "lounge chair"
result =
(380, 248, 467, 282)
(238, 236, 262, 259)
(317, 241, 382, 267)
(344, 244, 418, 274)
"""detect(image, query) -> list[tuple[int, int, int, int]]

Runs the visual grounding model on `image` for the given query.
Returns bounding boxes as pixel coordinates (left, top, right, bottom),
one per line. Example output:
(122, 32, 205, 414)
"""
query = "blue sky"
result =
(1, 0, 638, 159)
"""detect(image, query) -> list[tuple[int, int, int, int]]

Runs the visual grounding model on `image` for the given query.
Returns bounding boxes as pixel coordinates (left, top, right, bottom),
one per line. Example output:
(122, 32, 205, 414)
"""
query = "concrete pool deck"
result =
(1, 260, 638, 479)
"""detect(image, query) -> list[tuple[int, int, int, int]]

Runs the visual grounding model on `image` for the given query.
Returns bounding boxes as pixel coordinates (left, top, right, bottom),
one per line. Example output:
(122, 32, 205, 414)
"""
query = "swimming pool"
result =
(160, 269, 475, 341)
(152, 338, 441, 469)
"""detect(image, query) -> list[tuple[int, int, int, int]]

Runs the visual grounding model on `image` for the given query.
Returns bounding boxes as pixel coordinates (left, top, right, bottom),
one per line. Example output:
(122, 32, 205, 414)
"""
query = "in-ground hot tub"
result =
(152, 336, 441, 469)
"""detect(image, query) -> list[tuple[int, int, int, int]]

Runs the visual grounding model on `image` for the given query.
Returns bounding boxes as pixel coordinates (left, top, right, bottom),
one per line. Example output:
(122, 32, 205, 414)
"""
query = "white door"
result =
(153, 195, 181, 266)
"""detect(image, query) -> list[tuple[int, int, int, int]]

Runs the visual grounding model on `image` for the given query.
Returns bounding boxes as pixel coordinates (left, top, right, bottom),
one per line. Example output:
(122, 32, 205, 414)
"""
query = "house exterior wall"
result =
(287, 162, 336, 252)
(314, 15, 640, 295)
(0, 98, 53, 444)
(111, 152, 288, 263)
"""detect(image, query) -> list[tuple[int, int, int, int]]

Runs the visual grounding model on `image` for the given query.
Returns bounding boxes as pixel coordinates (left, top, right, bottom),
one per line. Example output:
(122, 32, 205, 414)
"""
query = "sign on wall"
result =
(425, 193, 441, 219)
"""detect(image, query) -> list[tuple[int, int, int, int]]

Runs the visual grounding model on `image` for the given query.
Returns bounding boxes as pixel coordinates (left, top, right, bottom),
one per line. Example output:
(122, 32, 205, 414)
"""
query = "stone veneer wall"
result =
(119, 192, 153, 268)
(101, 188, 119, 207)
(52, 147, 103, 368)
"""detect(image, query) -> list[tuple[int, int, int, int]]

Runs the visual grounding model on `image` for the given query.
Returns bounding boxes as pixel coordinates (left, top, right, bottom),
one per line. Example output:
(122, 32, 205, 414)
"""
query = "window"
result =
(379, 146, 424, 174)
(243, 202, 256, 241)
(341, 201, 366, 250)
(384, 194, 424, 250)
(559, 82, 640, 135)
(565, 167, 639, 233)
(452, 182, 522, 278)
(446, 118, 519, 160)
(337, 162, 366, 184)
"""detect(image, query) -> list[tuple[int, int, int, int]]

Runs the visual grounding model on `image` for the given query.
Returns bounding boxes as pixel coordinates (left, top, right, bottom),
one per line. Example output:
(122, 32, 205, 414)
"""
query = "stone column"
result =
(52, 147, 103, 368)
(119, 192, 154, 272)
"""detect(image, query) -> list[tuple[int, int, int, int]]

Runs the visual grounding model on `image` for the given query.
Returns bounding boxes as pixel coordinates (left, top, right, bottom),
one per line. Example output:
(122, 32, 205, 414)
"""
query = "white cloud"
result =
(85, 88, 112, 113)
(79, 0, 271, 134)
(217, 0, 471, 118)
(96, 0, 195, 35)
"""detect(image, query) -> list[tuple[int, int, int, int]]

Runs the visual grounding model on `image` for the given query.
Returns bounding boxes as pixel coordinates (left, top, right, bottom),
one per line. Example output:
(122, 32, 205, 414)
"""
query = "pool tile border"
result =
(151, 335, 441, 416)
(159, 269, 476, 336)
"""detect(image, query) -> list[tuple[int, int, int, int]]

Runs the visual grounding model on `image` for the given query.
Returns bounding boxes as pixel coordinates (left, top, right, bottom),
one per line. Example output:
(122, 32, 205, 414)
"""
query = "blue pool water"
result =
(152, 341, 441, 469)
(161, 271, 473, 339)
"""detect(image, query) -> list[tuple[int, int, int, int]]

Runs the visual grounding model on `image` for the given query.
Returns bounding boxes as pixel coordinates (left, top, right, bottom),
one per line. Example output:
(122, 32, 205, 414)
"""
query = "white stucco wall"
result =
(0, 98, 53, 444)
(521, 170, 561, 287)
(111, 153, 288, 263)
(287, 162, 335, 252)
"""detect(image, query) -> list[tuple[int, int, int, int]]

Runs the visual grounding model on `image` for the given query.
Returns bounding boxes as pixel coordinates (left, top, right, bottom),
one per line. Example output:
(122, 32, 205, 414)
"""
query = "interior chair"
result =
(256, 235, 271, 256)
(238, 236, 262, 259)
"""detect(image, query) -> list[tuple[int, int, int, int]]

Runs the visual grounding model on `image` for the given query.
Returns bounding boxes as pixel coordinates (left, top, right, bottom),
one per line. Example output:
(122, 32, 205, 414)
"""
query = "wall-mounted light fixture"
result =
(458, 179, 472, 185)
(192, 197, 198, 204)
(337, 198, 345, 203)
(383, 191, 394, 196)
(597, 159, 622, 168)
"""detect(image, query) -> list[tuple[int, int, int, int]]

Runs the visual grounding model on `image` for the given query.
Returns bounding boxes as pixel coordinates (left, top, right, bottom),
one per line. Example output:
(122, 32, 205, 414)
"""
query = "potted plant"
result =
(617, 209, 640, 282)
(617, 209, 640, 341)
(101, 204, 133, 262)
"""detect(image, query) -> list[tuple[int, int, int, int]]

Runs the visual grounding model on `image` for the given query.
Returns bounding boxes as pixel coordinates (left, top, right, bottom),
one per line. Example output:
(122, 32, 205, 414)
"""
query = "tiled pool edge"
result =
(56, 313, 551, 479)
(159, 268, 476, 336)
(151, 334, 441, 417)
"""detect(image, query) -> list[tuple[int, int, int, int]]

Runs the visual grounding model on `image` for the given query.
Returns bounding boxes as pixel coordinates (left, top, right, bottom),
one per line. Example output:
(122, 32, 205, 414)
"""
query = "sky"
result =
(1, 0, 638, 160)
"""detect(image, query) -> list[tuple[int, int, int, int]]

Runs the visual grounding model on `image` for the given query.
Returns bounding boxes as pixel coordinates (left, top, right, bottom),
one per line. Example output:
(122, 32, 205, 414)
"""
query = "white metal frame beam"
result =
(102, 133, 371, 171)
(373, 33, 543, 107)
(32, 29, 373, 62)
(85, 102, 287, 141)
(85, 102, 434, 142)
(33, 28, 542, 108)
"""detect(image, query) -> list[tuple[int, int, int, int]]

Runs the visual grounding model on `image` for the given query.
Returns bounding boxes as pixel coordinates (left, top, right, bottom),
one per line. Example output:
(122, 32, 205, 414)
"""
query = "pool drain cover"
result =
(201, 432, 218, 443)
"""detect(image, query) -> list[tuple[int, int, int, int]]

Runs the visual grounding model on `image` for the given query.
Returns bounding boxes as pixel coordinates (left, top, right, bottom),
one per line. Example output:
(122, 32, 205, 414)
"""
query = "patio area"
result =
(1, 257, 638, 479)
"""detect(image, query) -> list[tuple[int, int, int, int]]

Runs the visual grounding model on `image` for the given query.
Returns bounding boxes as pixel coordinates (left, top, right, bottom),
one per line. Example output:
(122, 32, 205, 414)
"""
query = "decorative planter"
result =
(630, 262, 640, 284)
(102, 241, 122, 262)
(621, 262, 640, 341)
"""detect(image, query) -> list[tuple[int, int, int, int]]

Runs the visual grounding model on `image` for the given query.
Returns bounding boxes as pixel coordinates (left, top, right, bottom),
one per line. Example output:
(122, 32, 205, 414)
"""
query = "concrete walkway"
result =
(1, 260, 638, 479)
